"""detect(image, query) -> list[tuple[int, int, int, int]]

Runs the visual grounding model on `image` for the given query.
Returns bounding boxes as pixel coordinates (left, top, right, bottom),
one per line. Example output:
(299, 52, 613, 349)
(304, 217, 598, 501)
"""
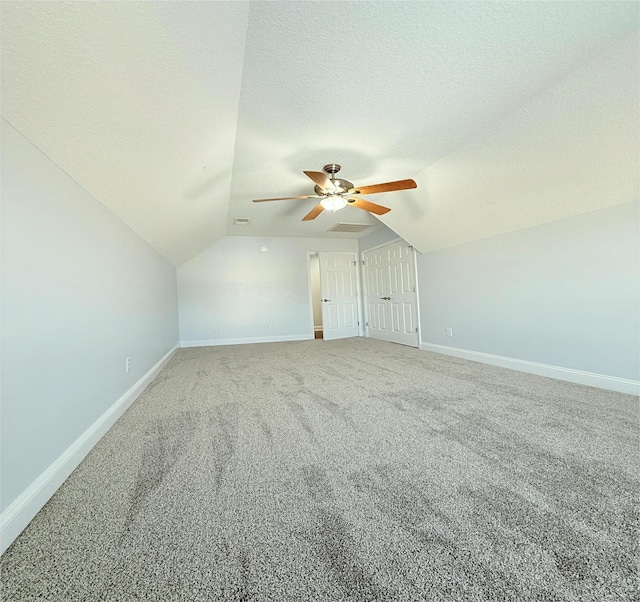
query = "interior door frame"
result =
(360, 238, 421, 346)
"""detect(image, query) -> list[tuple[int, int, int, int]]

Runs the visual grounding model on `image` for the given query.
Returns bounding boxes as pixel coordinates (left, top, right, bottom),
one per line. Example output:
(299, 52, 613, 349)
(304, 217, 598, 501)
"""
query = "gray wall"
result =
(1, 120, 179, 512)
(177, 236, 358, 345)
(358, 225, 400, 252)
(417, 201, 639, 380)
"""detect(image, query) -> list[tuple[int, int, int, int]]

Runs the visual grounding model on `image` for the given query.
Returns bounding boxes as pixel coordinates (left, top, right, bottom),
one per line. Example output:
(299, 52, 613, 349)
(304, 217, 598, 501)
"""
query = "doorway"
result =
(309, 254, 323, 338)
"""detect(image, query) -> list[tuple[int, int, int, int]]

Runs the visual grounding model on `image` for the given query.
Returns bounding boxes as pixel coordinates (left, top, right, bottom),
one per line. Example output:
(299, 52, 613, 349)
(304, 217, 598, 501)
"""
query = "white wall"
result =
(1, 120, 179, 550)
(178, 236, 358, 345)
(418, 201, 639, 389)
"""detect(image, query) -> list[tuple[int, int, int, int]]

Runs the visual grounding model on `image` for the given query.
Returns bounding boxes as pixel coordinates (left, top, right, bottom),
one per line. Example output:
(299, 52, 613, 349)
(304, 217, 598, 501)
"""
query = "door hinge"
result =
(366, 321, 369, 327)
(415, 327, 418, 333)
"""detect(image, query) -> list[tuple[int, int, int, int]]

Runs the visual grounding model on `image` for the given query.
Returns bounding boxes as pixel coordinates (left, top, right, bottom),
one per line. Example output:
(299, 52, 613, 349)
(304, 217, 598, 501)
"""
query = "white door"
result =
(386, 242, 419, 347)
(364, 246, 391, 341)
(363, 241, 419, 347)
(319, 252, 359, 340)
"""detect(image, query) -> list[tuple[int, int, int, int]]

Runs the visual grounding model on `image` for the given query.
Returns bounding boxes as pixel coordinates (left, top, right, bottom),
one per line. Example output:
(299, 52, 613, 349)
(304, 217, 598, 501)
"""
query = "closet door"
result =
(363, 241, 419, 347)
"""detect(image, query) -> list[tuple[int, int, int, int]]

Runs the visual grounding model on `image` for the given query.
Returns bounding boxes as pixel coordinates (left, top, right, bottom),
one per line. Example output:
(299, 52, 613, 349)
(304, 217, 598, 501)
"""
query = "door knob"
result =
(322, 298, 331, 302)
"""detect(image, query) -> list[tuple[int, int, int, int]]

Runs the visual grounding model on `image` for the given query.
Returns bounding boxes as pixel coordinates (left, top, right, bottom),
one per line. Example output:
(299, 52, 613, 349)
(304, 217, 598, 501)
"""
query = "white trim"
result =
(0, 345, 178, 555)
(180, 334, 312, 348)
(410, 245, 422, 347)
(421, 342, 639, 396)
(357, 250, 365, 337)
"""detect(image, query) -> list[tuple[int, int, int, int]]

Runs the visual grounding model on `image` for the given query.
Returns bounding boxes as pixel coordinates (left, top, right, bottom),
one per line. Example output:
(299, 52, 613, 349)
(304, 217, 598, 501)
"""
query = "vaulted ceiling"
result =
(2, 2, 638, 266)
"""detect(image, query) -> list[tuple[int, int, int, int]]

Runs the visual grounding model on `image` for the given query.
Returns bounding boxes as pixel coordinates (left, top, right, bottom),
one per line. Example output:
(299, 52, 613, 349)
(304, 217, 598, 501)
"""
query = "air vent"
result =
(234, 217, 250, 226)
(327, 223, 372, 233)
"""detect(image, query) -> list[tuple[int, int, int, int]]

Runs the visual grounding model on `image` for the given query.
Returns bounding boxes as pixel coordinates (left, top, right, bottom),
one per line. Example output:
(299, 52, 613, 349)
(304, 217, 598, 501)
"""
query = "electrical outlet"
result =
(126, 357, 131, 373)
(446, 328, 453, 337)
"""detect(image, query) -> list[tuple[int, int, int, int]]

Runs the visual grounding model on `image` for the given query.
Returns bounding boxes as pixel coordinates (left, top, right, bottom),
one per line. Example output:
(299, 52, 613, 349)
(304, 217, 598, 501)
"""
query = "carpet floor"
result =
(1, 338, 638, 601)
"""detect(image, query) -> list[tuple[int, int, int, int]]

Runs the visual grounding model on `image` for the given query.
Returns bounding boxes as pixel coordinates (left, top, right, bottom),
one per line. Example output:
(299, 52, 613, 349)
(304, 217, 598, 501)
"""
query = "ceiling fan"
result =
(252, 164, 417, 221)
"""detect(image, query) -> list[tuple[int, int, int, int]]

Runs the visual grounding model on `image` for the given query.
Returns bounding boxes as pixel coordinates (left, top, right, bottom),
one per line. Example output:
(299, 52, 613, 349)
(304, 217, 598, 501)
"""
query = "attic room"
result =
(1, 2, 638, 600)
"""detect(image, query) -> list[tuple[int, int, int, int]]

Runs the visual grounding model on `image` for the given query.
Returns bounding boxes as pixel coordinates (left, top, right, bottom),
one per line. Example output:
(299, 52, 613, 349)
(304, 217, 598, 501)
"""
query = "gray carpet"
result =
(1, 338, 638, 601)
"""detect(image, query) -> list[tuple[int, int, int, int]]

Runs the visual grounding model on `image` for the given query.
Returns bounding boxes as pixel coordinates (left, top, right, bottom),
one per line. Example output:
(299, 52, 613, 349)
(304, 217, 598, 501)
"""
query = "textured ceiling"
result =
(2, 1, 638, 265)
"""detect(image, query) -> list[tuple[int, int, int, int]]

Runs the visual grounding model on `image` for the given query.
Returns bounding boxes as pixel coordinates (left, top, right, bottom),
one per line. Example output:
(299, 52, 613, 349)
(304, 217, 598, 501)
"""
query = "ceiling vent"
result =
(327, 223, 372, 233)
(234, 217, 250, 226)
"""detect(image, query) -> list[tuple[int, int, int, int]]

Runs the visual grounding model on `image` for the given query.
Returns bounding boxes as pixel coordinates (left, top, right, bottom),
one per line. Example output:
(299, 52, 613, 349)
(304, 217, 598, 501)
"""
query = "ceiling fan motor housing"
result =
(314, 178, 354, 195)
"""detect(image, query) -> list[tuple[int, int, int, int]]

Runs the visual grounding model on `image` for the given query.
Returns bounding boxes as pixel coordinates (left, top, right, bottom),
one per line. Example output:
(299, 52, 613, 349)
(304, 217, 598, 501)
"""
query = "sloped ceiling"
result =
(2, 1, 638, 266)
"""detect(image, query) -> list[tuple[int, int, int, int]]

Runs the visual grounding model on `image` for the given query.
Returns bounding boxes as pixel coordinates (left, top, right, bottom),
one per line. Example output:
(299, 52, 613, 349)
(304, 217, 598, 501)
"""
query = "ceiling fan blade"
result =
(303, 171, 335, 191)
(347, 197, 391, 215)
(252, 195, 320, 203)
(302, 203, 325, 221)
(348, 178, 417, 195)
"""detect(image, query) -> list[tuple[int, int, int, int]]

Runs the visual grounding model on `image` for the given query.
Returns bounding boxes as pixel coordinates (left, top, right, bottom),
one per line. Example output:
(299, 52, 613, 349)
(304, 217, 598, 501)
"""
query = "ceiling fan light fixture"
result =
(320, 194, 348, 212)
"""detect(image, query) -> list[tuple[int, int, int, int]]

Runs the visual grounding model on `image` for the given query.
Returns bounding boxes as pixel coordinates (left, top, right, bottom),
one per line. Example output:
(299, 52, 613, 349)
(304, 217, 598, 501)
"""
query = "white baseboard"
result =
(180, 334, 312, 348)
(0, 345, 178, 555)
(421, 343, 639, 396)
